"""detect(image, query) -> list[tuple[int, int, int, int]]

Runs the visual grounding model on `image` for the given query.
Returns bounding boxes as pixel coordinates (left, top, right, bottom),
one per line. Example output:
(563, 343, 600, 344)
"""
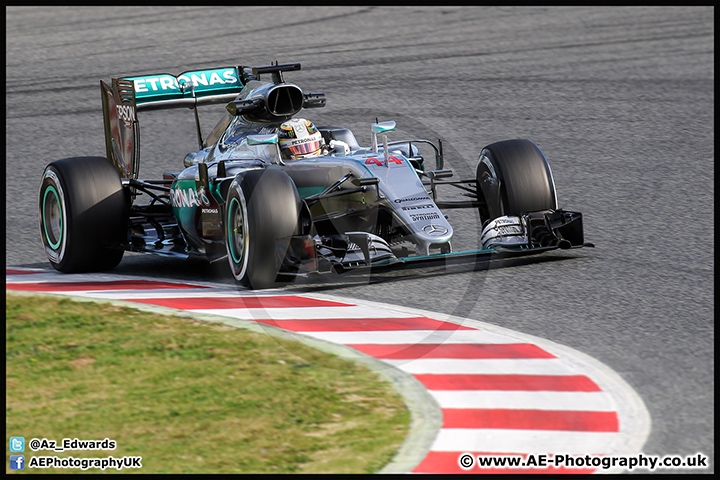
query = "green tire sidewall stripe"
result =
(227, 196, 243, 264)
(42, 185, 63, 250)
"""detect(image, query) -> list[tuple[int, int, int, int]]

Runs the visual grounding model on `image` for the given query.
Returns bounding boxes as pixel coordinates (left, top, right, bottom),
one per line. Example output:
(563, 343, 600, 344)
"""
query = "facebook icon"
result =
(10, 455, 25, 470)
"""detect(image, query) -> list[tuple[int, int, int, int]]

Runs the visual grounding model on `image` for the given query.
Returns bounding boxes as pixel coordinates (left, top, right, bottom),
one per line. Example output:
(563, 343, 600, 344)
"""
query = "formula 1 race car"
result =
(39, 62, 588, 288)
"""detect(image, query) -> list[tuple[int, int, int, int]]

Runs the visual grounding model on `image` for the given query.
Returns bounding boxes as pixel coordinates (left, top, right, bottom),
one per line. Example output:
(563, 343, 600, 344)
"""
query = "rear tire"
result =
(225, 168, 301, 289)
(39, 156, 126, 272)
(476, 139, 557, 224)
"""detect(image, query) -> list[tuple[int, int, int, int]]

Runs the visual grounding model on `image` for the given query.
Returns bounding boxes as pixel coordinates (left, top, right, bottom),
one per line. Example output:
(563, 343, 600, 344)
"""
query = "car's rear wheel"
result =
(225, 168, 301, 289)
(39, 156, 126, 272)
(476, 139, 557, 224)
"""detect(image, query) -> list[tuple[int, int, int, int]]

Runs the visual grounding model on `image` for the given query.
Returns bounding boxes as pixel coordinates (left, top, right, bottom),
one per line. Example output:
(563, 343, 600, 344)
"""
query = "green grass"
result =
(5, 293, 410, 474)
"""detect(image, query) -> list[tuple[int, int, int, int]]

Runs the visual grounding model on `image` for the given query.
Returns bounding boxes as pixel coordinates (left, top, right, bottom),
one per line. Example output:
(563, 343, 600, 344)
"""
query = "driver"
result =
(277, 118, 351, 160)
(278, 118, 324, 160)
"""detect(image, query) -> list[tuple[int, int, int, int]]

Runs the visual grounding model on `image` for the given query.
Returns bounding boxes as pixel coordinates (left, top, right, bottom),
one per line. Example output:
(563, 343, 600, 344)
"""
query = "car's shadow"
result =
(19, 249, 589, 295)
(287, 252, 586, 294)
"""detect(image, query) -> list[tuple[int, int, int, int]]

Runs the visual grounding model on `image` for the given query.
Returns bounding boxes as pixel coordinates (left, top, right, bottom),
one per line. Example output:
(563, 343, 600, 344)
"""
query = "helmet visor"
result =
(288, 140, 322, 157)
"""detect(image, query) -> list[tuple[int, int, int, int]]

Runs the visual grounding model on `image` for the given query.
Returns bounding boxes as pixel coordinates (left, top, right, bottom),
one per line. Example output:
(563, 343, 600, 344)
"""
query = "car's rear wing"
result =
(127, 66, 245, 111)
(101, 66, 248, 179)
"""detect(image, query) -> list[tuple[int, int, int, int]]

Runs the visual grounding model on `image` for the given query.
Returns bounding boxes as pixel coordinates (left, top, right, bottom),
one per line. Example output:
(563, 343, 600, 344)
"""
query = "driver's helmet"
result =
(278, 118, 323, 159)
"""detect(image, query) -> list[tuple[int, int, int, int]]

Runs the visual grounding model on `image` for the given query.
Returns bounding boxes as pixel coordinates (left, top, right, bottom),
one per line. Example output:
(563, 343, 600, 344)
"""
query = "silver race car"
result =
(39, 62, 589, 288)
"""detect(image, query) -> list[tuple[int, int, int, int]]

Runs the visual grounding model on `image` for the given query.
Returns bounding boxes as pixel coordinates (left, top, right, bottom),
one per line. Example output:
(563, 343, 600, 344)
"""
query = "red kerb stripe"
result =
(442, 408, 619, 431)
(412, 451, 597, 474)
(6, 269, 44, 275)
(5, 280, 209, 291)
(126, 296, 353, 309)
(414, 374, 602, 391)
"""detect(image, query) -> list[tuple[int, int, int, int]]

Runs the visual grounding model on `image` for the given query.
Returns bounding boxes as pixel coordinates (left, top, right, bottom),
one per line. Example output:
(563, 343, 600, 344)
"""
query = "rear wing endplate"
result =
(101, 78, 140, 179)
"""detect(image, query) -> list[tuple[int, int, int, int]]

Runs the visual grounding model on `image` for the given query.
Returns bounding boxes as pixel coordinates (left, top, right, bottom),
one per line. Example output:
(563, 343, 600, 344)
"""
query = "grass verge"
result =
(5, 293, 410, 474)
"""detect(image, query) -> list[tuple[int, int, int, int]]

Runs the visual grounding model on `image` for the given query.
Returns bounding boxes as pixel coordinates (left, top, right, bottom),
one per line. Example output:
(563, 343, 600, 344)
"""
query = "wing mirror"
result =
(371, 120, 396, 153)
(371, 120, 396, 134)
(247, 134, 278, 146)
(247, 134, 284, 165)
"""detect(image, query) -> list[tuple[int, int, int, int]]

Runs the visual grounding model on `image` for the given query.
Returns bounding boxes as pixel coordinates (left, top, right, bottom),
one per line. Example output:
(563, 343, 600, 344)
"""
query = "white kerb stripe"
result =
(430, 428, 624, 454)
(43, 289, 237, 299)
(382, 358, 578, 375)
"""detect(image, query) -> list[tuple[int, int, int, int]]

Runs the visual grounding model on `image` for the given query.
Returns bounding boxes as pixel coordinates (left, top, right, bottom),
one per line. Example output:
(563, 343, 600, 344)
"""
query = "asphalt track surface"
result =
(6, 6, 714, 472)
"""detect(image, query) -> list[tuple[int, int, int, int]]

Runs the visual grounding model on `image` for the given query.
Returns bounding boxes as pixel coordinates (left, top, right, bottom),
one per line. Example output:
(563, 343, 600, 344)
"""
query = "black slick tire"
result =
(39, 156, 126, 272)
(225, 168, 301, 289)
(476, 139, 558, 224)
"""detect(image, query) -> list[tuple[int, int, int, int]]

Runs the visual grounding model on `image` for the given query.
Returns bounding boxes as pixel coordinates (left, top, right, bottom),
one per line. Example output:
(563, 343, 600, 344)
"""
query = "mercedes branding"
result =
(422, 224, 449, 235)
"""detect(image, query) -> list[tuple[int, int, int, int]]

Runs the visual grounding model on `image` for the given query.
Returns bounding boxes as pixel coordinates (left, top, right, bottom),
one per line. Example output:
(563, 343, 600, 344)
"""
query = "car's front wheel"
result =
(476, 139, 558, 225)
(225, 168, 301, 289)
(39, 156, 126, 272)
